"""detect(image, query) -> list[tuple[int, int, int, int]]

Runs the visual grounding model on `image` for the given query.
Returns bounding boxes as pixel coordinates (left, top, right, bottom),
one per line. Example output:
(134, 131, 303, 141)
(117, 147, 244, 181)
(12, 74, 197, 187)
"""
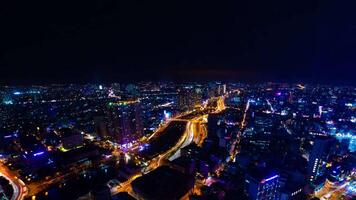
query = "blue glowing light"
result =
(28, 91, 40, 94)
(33, 151, 44, 157)
(3, 100, 13, 105)
(347, 185, 356, 193)
(138, 146, 145, 151)
(139, 144, 150, 151)
(261, 175, 279, 183)
(345, 103, 354, 107)
(164, 110, 172, 120)
(13, 92, 21, 95)
(47, 158, 54, 165)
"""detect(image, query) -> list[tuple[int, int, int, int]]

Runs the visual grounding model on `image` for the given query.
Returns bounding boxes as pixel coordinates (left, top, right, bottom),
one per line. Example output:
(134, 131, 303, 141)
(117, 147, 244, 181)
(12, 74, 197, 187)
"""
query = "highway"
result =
(25, 163, 92, 197)
(317, 181, 353, 200)
(0, 163, 27, 200)
(0, 96, 225, 200)
(113, 96, 224, 198)
(193, 91, 246, 194)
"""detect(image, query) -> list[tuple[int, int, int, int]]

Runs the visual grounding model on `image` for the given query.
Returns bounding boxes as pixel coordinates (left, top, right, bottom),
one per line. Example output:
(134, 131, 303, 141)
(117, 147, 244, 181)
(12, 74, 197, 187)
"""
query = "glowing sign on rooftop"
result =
(260, 175, 279, 183)
(33, 151, 44, 157)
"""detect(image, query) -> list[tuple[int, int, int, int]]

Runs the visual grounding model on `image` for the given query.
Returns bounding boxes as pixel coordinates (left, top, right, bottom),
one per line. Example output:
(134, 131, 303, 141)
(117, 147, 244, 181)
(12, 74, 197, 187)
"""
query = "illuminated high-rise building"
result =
(218, 84, 226, 95)
(107, 100, 143, 144)
(308, 137, 335, 181)
(120, 102, 143, 143)
(178, 86, 202, 111)
(246, 172, 280, 200)
(178, 88, 190, 111)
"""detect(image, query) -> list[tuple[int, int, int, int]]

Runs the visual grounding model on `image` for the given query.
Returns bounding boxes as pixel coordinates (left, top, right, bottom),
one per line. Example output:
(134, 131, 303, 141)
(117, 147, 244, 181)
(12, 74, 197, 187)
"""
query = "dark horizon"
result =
(1, 1, 356, 85)
(0, 68, 354, 86)
(0, 67, 355, 85)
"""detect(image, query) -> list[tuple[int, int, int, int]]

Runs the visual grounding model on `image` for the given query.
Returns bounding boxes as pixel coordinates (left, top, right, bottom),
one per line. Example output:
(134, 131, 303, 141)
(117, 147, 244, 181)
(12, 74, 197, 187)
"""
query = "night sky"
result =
(1, 1, 356, 84)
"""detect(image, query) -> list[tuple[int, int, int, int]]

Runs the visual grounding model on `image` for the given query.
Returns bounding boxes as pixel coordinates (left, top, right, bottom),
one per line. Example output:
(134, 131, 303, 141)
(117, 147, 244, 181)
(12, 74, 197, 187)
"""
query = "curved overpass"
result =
(113, 96, 225, 197)
(0, 163, 27, 200)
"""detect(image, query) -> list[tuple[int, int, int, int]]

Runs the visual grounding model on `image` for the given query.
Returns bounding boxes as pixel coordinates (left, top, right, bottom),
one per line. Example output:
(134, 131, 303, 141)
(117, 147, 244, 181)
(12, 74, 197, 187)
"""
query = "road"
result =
(113, 96, 224, 198)
(113, 116, 210, 197)
(4, 96, 224, 199)
(0, 163, 27, 200)
(318, 181, 352, 200)
(25, 163, 93, 197)
(193, 91, 246, 194)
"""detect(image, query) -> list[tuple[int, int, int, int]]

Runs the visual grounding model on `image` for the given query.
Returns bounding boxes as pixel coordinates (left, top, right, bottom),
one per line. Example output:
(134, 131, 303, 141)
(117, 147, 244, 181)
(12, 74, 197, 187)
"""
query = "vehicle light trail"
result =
(112, 96, 225, 199)
(0, 163, 27, 200)
(266, 99, 275, 113)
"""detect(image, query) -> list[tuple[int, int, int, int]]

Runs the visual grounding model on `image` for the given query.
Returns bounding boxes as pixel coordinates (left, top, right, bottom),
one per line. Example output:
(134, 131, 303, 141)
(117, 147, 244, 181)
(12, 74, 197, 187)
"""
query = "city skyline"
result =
(0, 82, 355, 200)
(0, 1, 355, 200)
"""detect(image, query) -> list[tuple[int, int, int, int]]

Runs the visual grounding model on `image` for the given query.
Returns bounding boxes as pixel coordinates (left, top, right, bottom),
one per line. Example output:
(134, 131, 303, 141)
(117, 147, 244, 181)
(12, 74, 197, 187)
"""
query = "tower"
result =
(107, 100, 144, 144)
(308, 137, 335, 181)
(246, 172, 280, 200)
(178, 86, 202, 111)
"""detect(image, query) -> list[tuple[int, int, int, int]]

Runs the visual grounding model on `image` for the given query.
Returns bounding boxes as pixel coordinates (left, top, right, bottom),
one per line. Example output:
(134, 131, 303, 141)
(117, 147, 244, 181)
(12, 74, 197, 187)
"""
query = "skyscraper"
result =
(178, 88, 190, 111)
(218, 84, 226, 95)
(308, 137, 335, 181)
(107, 100, 144, 144)
(121, 101, 143, 143)
(177, 86, 202, 111)
(246, 172, 280, 200)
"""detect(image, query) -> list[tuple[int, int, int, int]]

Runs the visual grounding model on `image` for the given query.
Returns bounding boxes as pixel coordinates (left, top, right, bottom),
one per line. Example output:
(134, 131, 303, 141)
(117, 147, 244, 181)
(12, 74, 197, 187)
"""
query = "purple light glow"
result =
(261, 175, 279, 183)
(138, 146, 145, 151)
(33, 151, 44, 157)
